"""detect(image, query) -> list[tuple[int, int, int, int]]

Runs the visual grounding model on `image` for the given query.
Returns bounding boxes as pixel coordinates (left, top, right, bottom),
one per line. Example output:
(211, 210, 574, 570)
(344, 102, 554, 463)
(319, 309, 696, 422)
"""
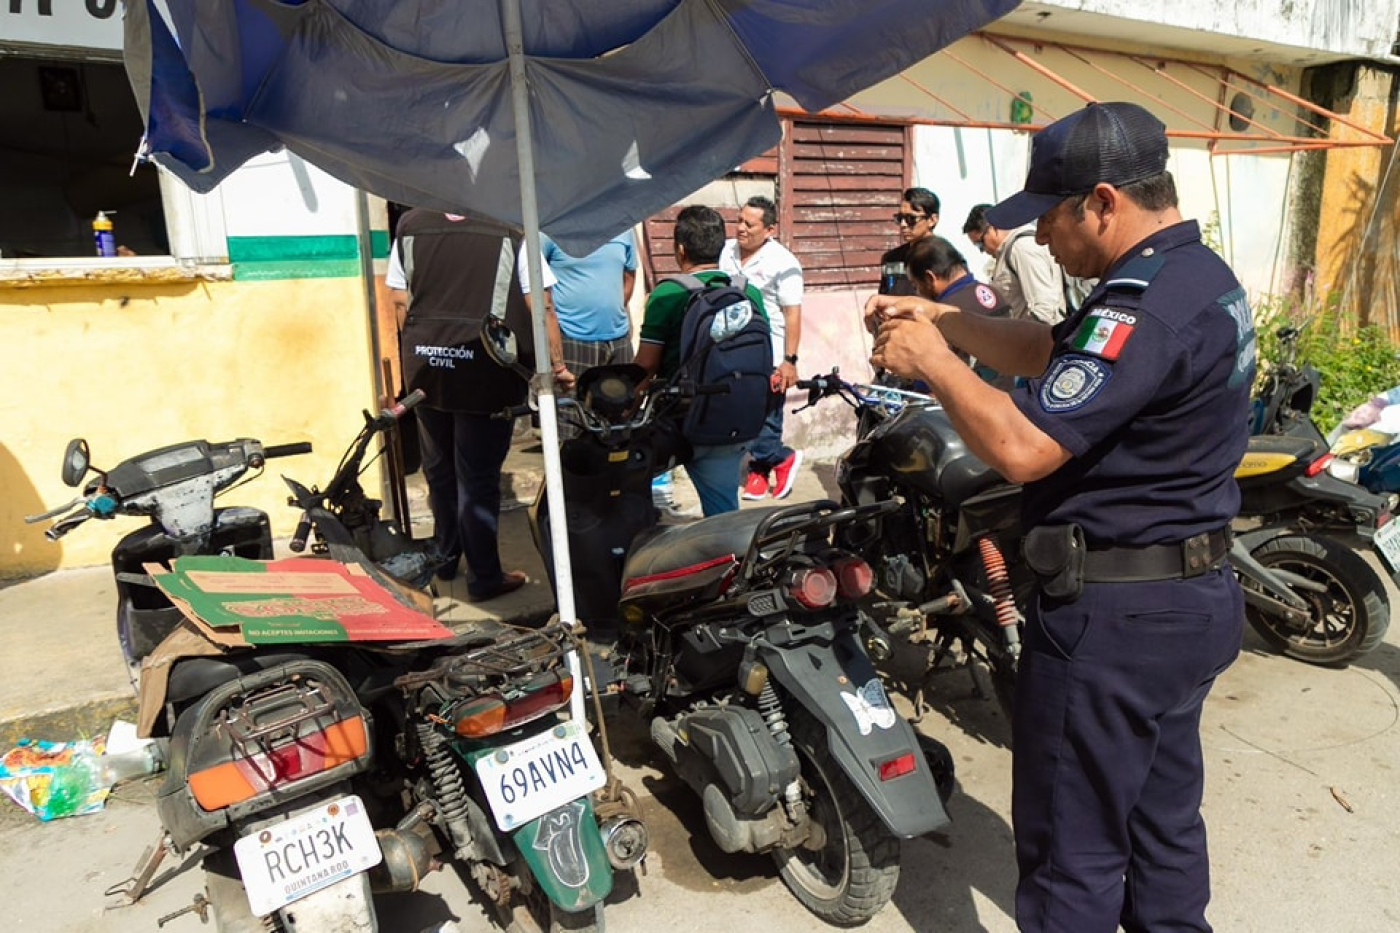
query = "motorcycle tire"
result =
(1241, 533, 1390, 665)
(772, 706, 901, 925)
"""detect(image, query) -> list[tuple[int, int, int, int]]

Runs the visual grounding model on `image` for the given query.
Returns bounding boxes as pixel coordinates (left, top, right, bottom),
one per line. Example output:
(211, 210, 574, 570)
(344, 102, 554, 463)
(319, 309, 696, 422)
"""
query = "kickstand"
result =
(105, 831, 170, 905)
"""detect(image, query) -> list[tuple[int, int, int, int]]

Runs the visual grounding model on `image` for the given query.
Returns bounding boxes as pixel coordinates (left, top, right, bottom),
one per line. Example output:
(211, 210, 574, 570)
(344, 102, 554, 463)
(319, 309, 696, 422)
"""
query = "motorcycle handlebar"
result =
(263, 442, 313, 459)
(389, 389, 426, 419)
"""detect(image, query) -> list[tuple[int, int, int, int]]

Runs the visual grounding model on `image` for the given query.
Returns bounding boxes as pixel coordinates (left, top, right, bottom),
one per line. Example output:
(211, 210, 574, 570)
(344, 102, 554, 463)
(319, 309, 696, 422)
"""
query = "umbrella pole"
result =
(502, 0, 585, 724)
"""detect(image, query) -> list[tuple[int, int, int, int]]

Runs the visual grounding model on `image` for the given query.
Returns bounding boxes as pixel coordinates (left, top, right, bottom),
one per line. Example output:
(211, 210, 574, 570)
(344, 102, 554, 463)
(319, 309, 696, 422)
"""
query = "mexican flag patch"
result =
(1070, 309, 1137, 360)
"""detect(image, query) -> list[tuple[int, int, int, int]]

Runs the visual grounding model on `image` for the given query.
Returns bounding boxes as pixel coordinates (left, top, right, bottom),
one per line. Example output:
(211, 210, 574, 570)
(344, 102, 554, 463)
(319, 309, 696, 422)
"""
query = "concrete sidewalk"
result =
(0, 435, 838, 749)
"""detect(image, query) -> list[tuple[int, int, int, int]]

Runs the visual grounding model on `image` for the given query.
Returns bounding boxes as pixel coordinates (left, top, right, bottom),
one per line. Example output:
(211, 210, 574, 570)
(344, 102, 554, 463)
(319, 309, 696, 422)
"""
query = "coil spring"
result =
(417, 721, 470, 834)
(977, 536, 1020, 636)
(757, 680, 791, 746)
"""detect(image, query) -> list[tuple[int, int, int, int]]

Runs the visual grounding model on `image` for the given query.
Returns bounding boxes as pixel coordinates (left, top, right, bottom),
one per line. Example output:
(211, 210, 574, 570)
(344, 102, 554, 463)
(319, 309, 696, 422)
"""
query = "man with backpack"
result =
(964, 203, 1070, 324)
(635, 205, 772, 517)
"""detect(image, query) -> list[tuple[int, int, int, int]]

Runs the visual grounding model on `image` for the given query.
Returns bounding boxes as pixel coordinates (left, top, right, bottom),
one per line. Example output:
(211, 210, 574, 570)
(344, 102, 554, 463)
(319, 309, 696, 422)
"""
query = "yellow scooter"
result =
(1232, 434, 1395, 664)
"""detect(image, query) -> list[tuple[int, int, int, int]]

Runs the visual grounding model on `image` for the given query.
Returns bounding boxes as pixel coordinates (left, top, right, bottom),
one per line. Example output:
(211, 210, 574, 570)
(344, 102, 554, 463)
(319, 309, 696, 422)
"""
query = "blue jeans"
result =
(415, 407, 514, 597)
(746, 404, 792, 475)
(683, 443, 746, 516)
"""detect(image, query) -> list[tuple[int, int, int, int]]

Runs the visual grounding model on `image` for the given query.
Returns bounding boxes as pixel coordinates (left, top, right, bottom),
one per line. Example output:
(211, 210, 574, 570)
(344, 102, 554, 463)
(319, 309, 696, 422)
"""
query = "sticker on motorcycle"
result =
(1040, 356, 1111, 413)
(840, 679, 897, 735)
(533, 800, 592, 889)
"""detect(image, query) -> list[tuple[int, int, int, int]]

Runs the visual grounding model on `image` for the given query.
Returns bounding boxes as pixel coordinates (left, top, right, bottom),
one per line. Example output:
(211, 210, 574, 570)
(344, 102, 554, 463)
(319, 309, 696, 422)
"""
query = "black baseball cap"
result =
(985, 102, 1169, 229)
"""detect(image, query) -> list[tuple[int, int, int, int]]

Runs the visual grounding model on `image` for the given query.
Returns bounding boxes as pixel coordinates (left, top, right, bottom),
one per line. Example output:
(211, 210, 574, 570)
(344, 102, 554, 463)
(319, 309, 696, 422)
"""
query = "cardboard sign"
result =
(149, 556, 451, 646)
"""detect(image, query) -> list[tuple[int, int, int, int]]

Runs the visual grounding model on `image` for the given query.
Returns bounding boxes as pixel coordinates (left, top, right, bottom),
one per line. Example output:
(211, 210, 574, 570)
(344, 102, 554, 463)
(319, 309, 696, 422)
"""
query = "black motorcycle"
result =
(521, 363, 955, 926)
(26, 396, 643, 933)
(801, 369, 1396, 712)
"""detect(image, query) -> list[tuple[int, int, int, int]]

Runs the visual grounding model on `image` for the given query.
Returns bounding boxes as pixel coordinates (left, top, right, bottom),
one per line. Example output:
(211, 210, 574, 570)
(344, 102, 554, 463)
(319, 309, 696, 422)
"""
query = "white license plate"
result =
(474, 720, 606, 831)
(233, 795, 382, 917)
(1374, 519, 1400, 574)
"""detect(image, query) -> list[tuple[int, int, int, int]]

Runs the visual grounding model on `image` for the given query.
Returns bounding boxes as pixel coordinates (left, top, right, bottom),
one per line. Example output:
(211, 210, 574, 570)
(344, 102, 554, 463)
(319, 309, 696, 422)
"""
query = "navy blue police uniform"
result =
(1008, 219, 1255, 932)
(936, 272, 1014, 390)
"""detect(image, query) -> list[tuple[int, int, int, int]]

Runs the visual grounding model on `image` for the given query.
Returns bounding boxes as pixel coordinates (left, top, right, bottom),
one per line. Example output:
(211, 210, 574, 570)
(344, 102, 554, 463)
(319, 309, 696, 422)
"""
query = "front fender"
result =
(760, 624, 949, 838)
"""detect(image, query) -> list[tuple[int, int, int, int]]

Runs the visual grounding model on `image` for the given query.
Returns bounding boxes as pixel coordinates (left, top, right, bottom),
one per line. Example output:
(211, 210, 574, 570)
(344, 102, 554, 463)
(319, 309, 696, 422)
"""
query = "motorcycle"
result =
(1251, 324, 1325, 443)
(1234, 432, 1394, 663)
(797, 370, 1393, 713)
(25, 395, 644, 932)
(520, 362, 955, 926)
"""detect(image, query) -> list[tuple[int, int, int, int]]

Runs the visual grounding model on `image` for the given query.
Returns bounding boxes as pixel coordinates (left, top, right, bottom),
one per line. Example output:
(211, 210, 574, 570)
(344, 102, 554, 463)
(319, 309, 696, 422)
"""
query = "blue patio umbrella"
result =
(122, 0, 1020, 670)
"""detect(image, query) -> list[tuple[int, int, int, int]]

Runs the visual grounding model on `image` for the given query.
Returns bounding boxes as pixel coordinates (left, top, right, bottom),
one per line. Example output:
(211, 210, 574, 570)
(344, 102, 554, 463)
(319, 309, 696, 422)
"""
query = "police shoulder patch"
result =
(975, 284, 997, 309)
(1040, 355, 1112, 412)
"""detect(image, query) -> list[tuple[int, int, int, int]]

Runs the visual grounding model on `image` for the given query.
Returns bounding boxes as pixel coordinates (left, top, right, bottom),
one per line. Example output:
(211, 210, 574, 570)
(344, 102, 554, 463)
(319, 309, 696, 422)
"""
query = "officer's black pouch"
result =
(1023, 524, 1085, 602)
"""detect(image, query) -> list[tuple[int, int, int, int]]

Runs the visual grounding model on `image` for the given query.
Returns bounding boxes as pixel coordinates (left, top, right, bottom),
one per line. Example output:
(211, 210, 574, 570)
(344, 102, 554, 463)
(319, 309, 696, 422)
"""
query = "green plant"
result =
(1252, 293, 1400, 434)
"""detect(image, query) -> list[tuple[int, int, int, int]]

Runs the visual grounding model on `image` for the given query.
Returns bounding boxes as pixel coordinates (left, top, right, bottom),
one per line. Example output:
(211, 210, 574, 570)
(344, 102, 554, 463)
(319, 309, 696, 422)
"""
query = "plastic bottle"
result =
(652, 470, 675, 508)
(99, 743, 166, 785)
(44, 750, 100, 819)
(93, 211, 116, 257)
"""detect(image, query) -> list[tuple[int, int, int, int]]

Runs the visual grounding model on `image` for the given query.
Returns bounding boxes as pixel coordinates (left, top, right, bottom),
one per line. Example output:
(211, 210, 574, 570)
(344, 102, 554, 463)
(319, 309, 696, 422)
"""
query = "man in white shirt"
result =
(963, 203, 1068, 325)
(719, 196, 806, 499)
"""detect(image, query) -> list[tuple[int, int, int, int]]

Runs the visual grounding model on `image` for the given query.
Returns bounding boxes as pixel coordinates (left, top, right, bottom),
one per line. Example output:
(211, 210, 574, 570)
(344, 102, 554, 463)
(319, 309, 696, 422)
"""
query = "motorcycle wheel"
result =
(772, 708, 900, 925)
(1242, 533, 1390, 665)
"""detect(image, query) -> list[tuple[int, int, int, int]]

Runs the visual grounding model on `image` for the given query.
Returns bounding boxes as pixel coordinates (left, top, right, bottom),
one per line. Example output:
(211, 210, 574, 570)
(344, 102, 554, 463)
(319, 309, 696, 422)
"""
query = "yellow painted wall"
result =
(1313, 67, 1400, 334)
(1, 277, 382, 578)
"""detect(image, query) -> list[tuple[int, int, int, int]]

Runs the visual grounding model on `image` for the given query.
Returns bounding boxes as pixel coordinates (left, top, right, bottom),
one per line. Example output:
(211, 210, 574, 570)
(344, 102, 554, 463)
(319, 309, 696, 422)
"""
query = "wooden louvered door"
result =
(779, 119, 910, 288)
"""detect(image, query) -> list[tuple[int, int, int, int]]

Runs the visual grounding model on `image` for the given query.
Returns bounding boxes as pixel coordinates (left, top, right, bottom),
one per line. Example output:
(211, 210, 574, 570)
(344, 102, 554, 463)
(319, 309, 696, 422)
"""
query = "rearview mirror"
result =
(61, 438, 90, 488)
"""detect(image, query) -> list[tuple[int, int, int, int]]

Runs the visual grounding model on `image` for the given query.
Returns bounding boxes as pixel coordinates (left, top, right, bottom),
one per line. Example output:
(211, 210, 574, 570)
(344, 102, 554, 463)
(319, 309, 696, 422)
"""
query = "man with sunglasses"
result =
(878, 186, 940, 296)
(866, 102, 1254, 933)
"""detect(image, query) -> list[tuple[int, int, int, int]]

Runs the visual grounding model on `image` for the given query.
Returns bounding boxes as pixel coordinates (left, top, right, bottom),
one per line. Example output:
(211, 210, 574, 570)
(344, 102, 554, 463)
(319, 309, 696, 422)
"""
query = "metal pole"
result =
(501, 0, 584, 723)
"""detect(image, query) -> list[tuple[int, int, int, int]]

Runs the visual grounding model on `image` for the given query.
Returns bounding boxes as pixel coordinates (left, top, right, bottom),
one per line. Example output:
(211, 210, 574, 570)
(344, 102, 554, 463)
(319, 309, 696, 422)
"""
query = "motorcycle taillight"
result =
(832, 556, 874, 600)
(1305, 453, 1334, 477)
(452, 669, 574, 739)
(189, 716, 368, 810)
(787, 567, 838, 609)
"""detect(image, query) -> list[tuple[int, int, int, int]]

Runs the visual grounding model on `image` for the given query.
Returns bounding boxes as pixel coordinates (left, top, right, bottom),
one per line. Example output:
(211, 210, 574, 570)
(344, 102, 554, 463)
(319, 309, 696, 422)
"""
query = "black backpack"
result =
(668, 272, 776, 446)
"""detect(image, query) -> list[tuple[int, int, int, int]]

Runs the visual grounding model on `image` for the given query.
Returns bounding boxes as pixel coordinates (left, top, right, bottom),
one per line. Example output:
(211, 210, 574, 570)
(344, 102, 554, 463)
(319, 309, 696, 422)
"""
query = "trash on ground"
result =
(0, 720, 166, 821)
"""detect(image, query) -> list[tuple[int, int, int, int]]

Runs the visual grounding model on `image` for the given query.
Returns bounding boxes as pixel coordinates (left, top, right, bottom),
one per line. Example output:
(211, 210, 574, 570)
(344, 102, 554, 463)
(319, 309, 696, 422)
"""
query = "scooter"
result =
(514, 361, 954, 926)
(25, 395, 643, 932)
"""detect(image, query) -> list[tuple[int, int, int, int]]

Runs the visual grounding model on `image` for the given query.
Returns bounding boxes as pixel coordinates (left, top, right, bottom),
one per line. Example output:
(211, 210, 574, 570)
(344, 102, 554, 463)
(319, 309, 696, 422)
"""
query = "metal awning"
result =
(784, 31, 1393, 155)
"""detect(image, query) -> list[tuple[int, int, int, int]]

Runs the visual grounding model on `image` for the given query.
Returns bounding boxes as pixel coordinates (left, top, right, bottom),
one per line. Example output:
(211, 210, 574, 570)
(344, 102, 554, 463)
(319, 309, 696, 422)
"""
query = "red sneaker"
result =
(741, 471, 770, 500)
(770, 450, 804, 499)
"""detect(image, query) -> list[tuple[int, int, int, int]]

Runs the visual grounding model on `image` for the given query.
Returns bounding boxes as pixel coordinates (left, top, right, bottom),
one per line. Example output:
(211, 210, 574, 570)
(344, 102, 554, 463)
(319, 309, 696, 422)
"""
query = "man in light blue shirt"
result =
(533, 230, 638, 383)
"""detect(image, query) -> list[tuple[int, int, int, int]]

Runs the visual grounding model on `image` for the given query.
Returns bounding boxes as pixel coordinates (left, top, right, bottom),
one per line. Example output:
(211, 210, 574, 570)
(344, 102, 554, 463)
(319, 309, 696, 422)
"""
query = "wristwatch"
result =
(783, 354, 799, 365)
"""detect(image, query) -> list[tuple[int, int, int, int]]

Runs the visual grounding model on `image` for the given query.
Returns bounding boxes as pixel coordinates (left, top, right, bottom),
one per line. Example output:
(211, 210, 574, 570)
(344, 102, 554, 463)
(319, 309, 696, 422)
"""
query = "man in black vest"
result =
(387, 209, 556, 601)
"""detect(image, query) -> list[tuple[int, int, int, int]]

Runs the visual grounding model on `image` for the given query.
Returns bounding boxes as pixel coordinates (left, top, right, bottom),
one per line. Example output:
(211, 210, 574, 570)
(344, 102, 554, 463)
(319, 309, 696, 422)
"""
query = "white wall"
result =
(1021, 0, 1400, 62)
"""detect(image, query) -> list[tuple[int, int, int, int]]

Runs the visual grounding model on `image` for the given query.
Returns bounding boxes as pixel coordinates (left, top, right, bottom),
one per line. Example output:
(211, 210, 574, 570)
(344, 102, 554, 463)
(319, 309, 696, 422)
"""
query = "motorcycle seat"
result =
(1245, 433, 1324, 461)
(166, 651, 310, 704)
(623, 507, 779, 585)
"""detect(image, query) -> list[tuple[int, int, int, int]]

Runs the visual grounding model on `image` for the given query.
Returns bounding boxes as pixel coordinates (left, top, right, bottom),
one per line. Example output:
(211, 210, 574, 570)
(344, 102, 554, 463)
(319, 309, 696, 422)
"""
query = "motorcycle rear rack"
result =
(220, 679, 341, 775)
(736, 499, 901, 589)
(400, 622, 571, 693)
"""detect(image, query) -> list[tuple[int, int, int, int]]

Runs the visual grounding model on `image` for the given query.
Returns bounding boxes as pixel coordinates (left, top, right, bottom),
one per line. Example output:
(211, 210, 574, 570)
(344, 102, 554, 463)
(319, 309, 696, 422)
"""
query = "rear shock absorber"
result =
(416, 721, 475, 857)
(977, 536, 1021, 654)
(758, 681, 805, 819)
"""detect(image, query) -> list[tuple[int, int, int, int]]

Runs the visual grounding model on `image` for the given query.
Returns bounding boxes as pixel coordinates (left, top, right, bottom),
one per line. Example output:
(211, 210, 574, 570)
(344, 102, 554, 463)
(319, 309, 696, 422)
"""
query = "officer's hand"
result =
(870, 315, 951, 382)
(863, 294, 938, 336)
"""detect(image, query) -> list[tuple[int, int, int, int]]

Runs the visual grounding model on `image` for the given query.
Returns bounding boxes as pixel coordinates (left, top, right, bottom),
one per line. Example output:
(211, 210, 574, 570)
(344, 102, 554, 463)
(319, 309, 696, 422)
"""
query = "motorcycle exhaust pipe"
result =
(369, 826, 436, 893)
(599, 815, 649, 870)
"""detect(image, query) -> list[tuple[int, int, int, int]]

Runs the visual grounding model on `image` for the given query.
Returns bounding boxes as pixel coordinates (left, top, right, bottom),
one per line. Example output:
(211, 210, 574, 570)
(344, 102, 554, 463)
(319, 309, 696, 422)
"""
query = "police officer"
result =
(866, 102, 1254, 932)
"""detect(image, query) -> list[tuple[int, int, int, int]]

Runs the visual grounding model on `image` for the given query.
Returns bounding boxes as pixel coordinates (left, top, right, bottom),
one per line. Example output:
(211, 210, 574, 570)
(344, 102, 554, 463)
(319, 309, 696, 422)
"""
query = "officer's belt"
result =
(1082, 528, 1231, 583)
